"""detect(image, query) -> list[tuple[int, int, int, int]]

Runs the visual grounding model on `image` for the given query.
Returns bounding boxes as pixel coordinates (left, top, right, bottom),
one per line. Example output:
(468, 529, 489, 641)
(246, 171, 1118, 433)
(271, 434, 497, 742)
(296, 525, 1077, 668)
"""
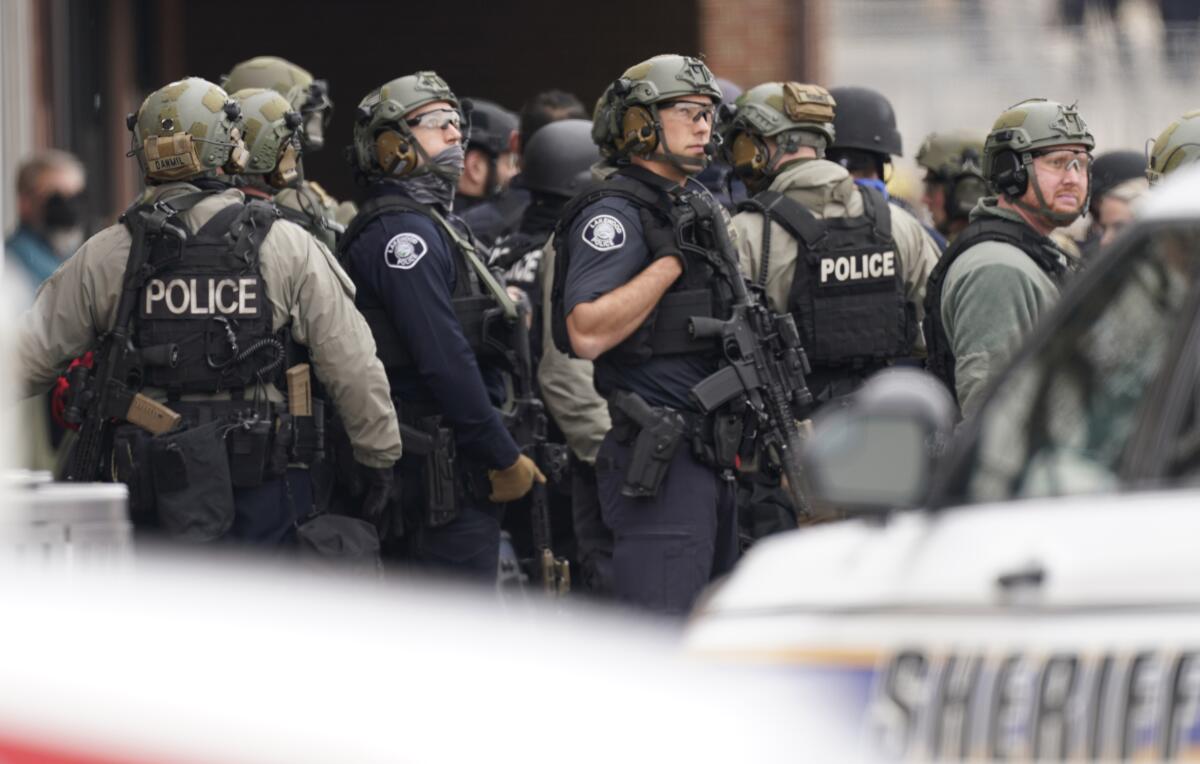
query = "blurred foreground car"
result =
(687, 165, 1200, 760)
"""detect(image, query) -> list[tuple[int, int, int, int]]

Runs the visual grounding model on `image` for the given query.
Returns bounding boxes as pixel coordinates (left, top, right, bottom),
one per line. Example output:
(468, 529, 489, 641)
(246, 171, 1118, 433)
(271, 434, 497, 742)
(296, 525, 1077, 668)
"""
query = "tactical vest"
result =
(338, 194, 510, 371)
(740, 185, 914, 370)
(131, 194, 285, 396)
(549, 166, 732, 364)
(922, 214, 1068, 401)
(276, 182, 342, 251)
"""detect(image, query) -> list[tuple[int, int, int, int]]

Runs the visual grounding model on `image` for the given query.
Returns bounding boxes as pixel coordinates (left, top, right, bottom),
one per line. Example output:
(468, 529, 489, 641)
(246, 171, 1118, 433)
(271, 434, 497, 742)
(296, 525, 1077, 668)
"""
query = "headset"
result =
(989, 148, 1029, 199)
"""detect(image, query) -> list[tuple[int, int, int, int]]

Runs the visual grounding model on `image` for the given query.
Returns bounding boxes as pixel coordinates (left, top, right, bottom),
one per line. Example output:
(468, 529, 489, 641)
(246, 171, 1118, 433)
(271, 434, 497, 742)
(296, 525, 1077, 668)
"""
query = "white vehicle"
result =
(686, 166, 1200, 760)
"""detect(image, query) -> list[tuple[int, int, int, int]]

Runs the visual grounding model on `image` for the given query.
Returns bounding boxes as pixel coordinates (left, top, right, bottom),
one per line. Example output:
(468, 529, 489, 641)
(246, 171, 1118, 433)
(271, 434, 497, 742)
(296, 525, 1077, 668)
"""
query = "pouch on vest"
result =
(227, 416, 272, 488)
(111, 425, 157, 523)
(150, 421, 235, 542)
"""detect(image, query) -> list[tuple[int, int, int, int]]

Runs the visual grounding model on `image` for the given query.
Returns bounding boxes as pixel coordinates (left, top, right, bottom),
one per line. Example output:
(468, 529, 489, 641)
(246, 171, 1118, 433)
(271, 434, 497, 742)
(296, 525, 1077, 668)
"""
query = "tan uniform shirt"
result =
(731, 159, 941, 354)
(18, 182, 402, 469)
(537, 233, 610, 464)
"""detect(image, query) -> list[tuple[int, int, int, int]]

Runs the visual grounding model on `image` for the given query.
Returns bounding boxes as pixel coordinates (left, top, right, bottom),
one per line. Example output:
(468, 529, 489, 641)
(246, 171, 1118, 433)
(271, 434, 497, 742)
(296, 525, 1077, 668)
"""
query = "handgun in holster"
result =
(401, 416, 459, 528)
(610, 390, 689, 499)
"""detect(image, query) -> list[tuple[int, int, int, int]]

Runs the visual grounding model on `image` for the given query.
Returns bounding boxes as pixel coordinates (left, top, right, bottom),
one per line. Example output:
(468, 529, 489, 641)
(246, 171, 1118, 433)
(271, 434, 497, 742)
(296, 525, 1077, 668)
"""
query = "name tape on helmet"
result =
(144, 134, 203, 181)
(819, 251, 896, 285)
(141, 275, 262, 319)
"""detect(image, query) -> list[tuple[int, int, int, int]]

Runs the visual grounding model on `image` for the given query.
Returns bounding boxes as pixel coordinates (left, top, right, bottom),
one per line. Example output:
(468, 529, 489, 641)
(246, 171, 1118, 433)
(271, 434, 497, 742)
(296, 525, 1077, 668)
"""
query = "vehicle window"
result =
(960, 223, 1200, 503)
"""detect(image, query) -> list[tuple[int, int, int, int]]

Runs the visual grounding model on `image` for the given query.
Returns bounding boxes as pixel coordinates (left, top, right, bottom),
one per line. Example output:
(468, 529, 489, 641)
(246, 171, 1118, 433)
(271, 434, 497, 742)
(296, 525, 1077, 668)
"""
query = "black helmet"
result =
(465, 98, 518, 156)
(521, 119, 600, 198)
(1089, 150, 1148, 215)
(828, 86, 902, 157)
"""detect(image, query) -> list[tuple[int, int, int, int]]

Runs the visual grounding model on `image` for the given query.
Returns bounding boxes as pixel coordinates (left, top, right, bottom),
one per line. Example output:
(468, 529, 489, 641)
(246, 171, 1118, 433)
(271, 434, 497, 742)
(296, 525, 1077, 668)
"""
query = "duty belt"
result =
(604, 390, 743, 498)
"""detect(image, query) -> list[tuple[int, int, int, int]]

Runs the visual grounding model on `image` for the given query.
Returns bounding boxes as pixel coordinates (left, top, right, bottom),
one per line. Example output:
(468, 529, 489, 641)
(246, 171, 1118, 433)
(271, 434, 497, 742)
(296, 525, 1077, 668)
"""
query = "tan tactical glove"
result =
(488, 454, 547, 503)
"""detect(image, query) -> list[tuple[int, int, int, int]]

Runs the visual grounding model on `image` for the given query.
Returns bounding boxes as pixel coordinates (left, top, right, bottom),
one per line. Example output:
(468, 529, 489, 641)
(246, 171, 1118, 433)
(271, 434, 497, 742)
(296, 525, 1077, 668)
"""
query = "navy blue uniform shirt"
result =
(561, 177, 718, 411)
(344, 184, 519, 470)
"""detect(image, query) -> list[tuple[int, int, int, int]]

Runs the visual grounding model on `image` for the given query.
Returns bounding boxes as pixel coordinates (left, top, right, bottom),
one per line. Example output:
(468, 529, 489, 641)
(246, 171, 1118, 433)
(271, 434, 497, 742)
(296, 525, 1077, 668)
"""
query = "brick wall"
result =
(699, 0, 825, 92)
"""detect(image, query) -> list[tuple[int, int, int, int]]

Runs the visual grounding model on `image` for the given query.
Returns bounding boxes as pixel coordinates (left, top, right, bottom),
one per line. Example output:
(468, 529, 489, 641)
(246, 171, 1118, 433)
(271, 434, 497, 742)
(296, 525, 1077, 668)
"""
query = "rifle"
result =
(674, 193, 832, 521)
(61, 203, 185, 482)
(499, 302, 571, 596)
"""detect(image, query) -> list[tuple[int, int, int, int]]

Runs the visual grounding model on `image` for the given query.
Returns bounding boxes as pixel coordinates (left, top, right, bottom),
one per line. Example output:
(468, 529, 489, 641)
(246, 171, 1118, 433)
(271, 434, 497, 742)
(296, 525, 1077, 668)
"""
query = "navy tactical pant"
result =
(572, 459, 614, 595)
(391, 456, 501, 582)
(230, 467, 313, 546)
(595, 431, 738, 615)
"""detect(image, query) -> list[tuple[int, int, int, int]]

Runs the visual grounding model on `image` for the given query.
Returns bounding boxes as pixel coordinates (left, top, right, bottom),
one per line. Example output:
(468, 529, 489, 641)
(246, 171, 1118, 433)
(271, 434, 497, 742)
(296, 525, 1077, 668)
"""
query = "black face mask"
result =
(42, 192, 85, 230)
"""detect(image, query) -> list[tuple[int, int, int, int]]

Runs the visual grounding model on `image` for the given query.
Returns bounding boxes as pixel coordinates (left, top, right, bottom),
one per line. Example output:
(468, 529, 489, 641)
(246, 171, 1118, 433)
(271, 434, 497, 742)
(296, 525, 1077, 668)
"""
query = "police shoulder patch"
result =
(384, 232, 428, 270)
(581, 214, 626, 252)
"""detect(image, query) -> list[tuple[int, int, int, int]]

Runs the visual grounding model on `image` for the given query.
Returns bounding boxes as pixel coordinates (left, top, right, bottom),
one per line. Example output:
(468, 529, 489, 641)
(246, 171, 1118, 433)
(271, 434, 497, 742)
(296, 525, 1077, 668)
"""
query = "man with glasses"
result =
(552, 54, 739, 614)
(923, 99, 1095, 420)
(340, 72, 543, 580)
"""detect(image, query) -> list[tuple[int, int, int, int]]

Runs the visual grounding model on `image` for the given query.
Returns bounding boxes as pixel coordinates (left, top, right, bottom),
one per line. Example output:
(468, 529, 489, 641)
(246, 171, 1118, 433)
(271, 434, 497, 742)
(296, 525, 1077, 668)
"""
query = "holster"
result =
(608, 391, 688, 499)
(399, 412, 461, 529)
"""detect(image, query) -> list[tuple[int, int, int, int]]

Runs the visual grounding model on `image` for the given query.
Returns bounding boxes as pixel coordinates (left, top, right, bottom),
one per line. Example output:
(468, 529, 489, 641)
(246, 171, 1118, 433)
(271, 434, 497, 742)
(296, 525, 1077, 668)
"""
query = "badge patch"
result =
(582, 215, 626, 252)
(384, 233, 428, 270)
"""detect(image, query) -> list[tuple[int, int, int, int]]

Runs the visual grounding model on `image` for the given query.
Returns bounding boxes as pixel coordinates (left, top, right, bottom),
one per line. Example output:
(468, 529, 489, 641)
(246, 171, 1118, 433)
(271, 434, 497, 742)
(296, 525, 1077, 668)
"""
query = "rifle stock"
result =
(62, 203, 187, 482)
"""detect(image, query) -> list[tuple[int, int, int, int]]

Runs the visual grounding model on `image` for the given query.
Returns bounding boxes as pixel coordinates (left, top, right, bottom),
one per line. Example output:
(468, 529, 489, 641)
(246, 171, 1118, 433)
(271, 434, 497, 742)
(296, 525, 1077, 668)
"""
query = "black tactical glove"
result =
(360, 465, 394, 535)
(638, 208, 686, 277)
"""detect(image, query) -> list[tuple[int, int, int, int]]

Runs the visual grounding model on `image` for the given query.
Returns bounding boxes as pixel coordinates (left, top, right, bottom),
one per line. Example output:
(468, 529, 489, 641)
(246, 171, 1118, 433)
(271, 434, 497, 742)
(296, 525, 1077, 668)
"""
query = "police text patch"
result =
(384, 233, 428, 270)
(819, 251, 896, 285)
(141, 275, 262, 319)
(582, 215, 625, 252)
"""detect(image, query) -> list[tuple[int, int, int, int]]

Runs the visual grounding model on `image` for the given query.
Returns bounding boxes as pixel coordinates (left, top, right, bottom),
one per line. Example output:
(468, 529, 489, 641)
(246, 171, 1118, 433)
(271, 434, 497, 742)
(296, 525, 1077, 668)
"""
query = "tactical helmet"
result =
(828, 86, 902, 157)
(222, 56, 332, 151)
(521, 119, 601, 198)
(231, 88, 304, 188)
(465, 98, 518, 157)
(592, 54, 722, 171)
(1147, 111, 1200, 185)
(1090, 150, 1148, 213)
(351, 71, 461, 179)
(128, 77, 249, 184)
(982, 98, 1095, 225)
(719, 82, 836, 189)
(916, 131, 987, 221)
(982, 98, 1094, 179)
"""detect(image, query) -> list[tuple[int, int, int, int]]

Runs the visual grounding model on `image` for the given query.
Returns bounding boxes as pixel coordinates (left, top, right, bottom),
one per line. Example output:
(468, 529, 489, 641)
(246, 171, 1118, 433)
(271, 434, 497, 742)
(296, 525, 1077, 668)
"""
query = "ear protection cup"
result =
(730, 131, 770, 176)
(375, 129, 418, 176)
(991, 149, 1028, 198)
(617, 105, 658, 155)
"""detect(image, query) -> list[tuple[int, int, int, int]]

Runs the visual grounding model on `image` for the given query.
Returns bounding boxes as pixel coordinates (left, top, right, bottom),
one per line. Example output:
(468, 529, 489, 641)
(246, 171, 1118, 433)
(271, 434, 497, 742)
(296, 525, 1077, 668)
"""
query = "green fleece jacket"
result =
(941, 198, 1071, 420)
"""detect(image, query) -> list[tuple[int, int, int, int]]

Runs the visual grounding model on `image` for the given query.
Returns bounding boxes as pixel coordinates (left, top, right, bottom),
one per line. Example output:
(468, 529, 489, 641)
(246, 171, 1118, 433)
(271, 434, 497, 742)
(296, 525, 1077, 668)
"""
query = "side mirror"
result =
(802, 368, 955, 514)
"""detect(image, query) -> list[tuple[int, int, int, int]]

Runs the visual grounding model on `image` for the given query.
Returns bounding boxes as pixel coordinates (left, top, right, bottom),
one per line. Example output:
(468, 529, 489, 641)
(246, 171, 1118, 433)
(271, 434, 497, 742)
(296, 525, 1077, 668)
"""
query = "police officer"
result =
(1147, 110, 1200, 185)
(915, 131, 988, 242)
(456, 99, 525, 248)
(828, 86, 948, 251)
(229, 88, 306, 203)
(17, 77, 401, 545)
(1085, 150, 1148, 253)
(724, 82, 940, 406)
(341, 71, 543, 580)
(489, 118, 613, 593)
(555, 54, 738, 614)
(924, 98, 1094, 420)
(223, 56, 349, 248)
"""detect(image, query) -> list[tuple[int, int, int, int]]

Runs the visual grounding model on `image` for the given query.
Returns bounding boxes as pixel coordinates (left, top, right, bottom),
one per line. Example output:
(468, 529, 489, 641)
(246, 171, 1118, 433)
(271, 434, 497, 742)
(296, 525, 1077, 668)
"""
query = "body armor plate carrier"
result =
(922, 214, 1068, 401)
(549, 166, 732, 364)
(132, 195, 286, 397)
(739, 185, 915, 371)
(338, 195, 504, 371)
